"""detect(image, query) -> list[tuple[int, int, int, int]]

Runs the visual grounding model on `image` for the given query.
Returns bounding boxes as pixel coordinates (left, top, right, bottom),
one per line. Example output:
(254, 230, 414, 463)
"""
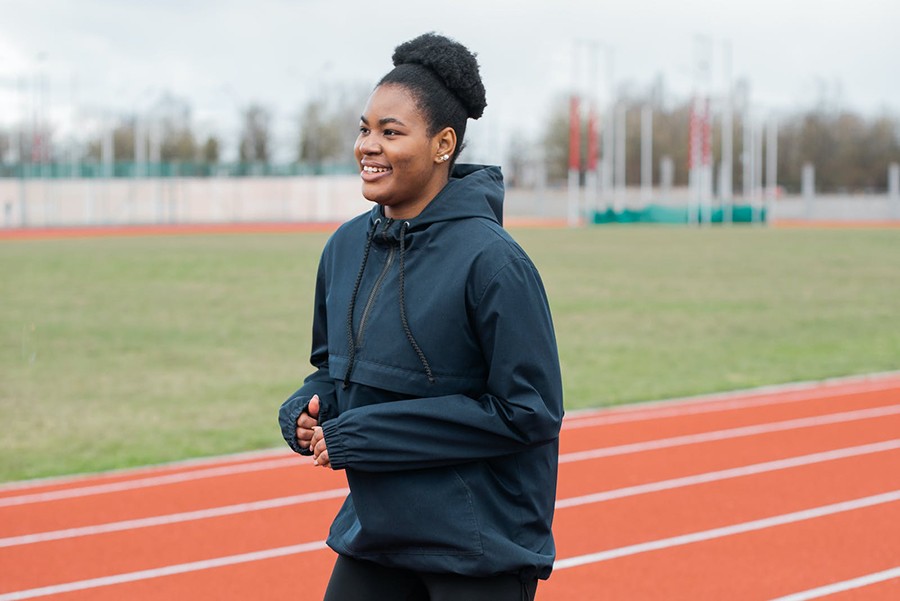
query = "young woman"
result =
(279, 32, 563, 601)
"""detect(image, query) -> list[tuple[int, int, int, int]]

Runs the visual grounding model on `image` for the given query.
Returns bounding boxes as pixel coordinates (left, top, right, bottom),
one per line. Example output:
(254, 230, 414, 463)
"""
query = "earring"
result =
(438, 154, 450, 162)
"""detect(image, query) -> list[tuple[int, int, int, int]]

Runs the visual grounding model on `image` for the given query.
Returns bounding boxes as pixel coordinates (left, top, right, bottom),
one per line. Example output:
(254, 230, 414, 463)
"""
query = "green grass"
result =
(1, 226, 899, 482)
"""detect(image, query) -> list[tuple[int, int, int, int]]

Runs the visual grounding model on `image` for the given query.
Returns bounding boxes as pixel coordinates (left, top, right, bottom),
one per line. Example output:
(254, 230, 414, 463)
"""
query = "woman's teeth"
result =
(363, 166, 390, 173)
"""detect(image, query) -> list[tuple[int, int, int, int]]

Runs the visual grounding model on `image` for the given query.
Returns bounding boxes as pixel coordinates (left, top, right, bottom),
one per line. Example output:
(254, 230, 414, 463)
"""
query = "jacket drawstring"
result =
(343, 218, 435, 389)
(398, 221, 435, 383)
(342, 218, 380, 389)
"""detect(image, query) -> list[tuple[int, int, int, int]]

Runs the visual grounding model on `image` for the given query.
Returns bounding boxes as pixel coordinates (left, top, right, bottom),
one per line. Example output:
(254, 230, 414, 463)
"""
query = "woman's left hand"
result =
(310, 426, 331, 468)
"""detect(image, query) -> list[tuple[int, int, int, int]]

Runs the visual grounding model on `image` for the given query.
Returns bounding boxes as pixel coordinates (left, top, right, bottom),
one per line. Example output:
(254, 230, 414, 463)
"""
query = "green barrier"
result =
(0, 161, 359, 179)
(591, 204, 766, 224)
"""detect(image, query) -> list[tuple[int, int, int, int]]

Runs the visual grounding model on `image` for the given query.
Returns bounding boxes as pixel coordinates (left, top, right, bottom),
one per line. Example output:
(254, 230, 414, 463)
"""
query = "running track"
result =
(2, 374, 899, 600)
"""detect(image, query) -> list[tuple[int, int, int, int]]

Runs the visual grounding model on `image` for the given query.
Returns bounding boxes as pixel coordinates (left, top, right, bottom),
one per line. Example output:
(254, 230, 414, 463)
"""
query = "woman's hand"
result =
(310, 426, 331, 468)
(295, 395, 320, 451)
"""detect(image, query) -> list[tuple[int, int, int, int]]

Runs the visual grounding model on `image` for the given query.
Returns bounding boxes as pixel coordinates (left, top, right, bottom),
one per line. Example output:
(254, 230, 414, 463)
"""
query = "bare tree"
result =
(297, 84, 369, 171)
(239, 104, 272, 163)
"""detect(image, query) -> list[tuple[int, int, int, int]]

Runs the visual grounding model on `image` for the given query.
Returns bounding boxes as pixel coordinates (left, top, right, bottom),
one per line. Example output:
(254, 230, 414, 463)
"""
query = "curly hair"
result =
(377, 32, 487, 166)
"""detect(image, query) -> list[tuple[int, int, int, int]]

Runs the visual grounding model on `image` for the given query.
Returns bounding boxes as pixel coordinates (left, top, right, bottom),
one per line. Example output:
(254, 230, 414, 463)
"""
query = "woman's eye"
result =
(383, 129, 398, 137)
(359, 126, 370, 135)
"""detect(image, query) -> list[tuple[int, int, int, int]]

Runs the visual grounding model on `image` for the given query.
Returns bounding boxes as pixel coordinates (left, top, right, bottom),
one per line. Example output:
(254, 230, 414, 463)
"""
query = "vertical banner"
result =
(587, 105, 598, 173)
(567, 94, 582, 227)
(569, 95, 582, 172)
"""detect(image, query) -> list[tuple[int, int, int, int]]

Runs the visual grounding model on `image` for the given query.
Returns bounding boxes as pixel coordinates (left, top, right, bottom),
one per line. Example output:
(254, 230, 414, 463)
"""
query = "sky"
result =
(1, 0, 898, 162)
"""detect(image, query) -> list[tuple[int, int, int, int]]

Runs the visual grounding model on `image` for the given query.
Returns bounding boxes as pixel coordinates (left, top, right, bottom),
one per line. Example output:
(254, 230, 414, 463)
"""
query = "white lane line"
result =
(564, 372, 900, 424)
(768, 567, 900, 600)
(5, 440, 897, 549)
(0, 540, 329, 601)
(0, 488, 349, 548)
(4, 404, 898, 509)
(4, 492, 897, 600)
(5, 372, 896, 497)
(0, 448, 295, 493)
(0, 457, 303, 508)
(558, 404, 900, 463)
(553, 489, 900, 570)
(555, 439, 900, 508)
(563, 380, 900, 429)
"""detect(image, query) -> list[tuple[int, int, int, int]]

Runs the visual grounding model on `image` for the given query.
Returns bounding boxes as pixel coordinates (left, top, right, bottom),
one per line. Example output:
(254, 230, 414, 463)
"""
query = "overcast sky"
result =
(1, 0, 898, 161)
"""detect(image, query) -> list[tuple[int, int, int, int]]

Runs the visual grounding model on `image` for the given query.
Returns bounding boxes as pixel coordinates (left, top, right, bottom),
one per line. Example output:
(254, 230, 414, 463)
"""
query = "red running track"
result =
(1, 374, 899, 600)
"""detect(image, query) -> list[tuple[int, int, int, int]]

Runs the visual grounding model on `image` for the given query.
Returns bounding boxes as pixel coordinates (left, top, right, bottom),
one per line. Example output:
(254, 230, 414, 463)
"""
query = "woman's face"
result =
(354, 84, 452, 220)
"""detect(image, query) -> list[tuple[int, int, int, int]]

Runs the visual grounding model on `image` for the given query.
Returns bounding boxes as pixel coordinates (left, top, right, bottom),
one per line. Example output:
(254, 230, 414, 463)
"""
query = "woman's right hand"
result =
(295, 395, 320, 451)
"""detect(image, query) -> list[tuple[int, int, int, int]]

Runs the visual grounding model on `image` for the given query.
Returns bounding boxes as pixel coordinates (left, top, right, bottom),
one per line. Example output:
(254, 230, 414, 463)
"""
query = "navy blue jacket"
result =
(279, 164, 563, 580)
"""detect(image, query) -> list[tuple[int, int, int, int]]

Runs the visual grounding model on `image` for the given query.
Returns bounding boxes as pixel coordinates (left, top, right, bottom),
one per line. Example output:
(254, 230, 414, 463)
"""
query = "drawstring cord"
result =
(342, 218, 379, 389)
(342, 218, 435, 389)
(398, 221, 435, 384)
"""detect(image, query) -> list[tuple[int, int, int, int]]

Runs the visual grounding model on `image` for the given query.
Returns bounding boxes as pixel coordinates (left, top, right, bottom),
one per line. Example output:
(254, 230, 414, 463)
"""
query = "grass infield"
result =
(2, 225, 899, 482)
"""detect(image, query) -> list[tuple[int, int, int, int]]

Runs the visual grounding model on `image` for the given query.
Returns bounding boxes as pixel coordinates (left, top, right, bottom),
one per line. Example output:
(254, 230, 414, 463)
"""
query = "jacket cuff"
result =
(278, 395, 312, 455)
(321, 418, 348, 470)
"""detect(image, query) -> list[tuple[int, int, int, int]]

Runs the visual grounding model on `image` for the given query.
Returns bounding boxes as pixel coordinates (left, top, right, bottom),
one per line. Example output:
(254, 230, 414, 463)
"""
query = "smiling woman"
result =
(278, 32, 562, 601)
(353, 32, 485, 219)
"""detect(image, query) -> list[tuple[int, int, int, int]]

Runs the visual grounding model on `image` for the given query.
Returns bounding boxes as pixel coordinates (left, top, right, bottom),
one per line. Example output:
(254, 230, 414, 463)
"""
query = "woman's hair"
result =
(378, 32, 487, 165)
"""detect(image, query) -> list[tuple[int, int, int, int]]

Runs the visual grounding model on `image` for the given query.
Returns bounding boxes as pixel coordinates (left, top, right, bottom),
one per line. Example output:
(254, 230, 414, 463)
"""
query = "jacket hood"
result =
(367, 163, 504, 231)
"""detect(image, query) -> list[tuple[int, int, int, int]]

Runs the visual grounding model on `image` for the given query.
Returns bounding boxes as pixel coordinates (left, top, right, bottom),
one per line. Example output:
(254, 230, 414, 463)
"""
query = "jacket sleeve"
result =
(320, 255, 564, 472)
(278, 254, 338, 455)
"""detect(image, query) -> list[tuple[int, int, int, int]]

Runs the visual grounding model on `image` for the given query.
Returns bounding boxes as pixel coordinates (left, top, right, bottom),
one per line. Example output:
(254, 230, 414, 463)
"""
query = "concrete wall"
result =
(0, 176, 370, 228)
(2, 176, 898, 228)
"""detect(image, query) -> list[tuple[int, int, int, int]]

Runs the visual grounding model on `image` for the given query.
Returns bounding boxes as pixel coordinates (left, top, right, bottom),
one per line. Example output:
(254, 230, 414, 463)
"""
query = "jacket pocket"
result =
(345, 466, 484, 556)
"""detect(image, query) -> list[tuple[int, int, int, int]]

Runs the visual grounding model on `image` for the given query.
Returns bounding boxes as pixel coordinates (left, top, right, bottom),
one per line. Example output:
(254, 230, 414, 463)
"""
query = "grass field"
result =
(2, 226, 899, 482)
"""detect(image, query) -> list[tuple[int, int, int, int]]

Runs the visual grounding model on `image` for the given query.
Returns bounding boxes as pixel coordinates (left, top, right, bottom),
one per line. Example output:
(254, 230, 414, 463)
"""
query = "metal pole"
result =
(567, 40, 581, 227)
(765, 117, 778, 225)
(601, 48, 615, 210)
(888, 162, 899, 219)
(614, 103, 626, 213)
(641, 104, 652, 203)
(802, 162, 815, 220)
(721, 39, 733, 225)
(754, 119, 764, 224)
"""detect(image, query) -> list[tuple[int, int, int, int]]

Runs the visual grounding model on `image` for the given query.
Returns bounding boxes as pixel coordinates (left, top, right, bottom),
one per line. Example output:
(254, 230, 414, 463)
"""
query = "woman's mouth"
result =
(361, 165, 392, 181)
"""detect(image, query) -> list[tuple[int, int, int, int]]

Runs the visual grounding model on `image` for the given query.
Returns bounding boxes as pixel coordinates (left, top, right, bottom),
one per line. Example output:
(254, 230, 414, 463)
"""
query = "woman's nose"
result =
(357, 136, 380, 155)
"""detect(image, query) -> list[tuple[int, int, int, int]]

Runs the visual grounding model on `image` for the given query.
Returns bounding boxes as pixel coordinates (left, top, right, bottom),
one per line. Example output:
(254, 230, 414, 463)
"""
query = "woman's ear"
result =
(433, 127, 457, 164)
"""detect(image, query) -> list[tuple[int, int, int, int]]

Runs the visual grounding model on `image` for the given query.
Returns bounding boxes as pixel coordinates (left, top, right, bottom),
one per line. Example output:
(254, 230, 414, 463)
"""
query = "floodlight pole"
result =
(721, 39, 734, 225)
(765, 117, 778, 225)
(888, 163, 899, 220)
(641, 104, 652, 203)
(567, 40, 582, 228)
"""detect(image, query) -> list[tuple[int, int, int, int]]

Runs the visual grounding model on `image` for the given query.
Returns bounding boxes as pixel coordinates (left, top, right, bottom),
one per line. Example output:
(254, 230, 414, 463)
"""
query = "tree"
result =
(0, 130, 10, 164)
(201, 136, 220, 163)
(239, 104, 272, 163)
(539, 94, 573, 185)
(297, 83, 369, 170)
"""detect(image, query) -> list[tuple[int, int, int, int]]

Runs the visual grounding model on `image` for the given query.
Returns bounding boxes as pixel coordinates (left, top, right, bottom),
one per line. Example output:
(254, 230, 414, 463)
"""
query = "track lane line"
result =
(0, 488, 349, 548)
(559, 404, 900, 463)
(0, 541, 329, 601)
(5, 440, 897, 550)
(0, 448, 295, 494)
(563, 372, 900, 424)
(563, 381, 900, 429)
(768, 567, 900, 600)
(5, 404, 896, 508)
(6, 373, 896, 496)
(4, 491, 897, 600)
(555, 438, 900, 508)
(0, 457, 303, 508)
(553, 490, 900, 570)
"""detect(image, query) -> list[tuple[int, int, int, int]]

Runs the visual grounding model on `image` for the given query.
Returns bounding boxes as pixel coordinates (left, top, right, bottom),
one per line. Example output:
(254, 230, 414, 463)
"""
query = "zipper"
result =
(354, 218, 394, 347)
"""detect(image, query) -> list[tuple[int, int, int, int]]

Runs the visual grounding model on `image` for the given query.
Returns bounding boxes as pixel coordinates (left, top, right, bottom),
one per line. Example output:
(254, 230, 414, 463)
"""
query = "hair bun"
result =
(392, 32, 487, 120)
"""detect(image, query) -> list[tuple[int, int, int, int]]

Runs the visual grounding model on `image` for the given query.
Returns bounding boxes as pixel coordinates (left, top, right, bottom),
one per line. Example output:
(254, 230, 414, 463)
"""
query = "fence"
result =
(1, 176, 898, 229)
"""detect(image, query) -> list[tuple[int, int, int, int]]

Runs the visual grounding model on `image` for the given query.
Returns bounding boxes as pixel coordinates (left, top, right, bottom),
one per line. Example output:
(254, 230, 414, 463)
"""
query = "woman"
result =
(279, 32, 563, 601)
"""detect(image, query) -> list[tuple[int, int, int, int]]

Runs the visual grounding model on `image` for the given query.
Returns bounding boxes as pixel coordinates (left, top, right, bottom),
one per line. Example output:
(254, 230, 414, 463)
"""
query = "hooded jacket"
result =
(279, 164, 564, 581)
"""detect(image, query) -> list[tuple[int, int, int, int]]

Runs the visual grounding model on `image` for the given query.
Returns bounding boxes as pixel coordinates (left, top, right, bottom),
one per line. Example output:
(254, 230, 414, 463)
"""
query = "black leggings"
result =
(323, 555, 539, 601)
